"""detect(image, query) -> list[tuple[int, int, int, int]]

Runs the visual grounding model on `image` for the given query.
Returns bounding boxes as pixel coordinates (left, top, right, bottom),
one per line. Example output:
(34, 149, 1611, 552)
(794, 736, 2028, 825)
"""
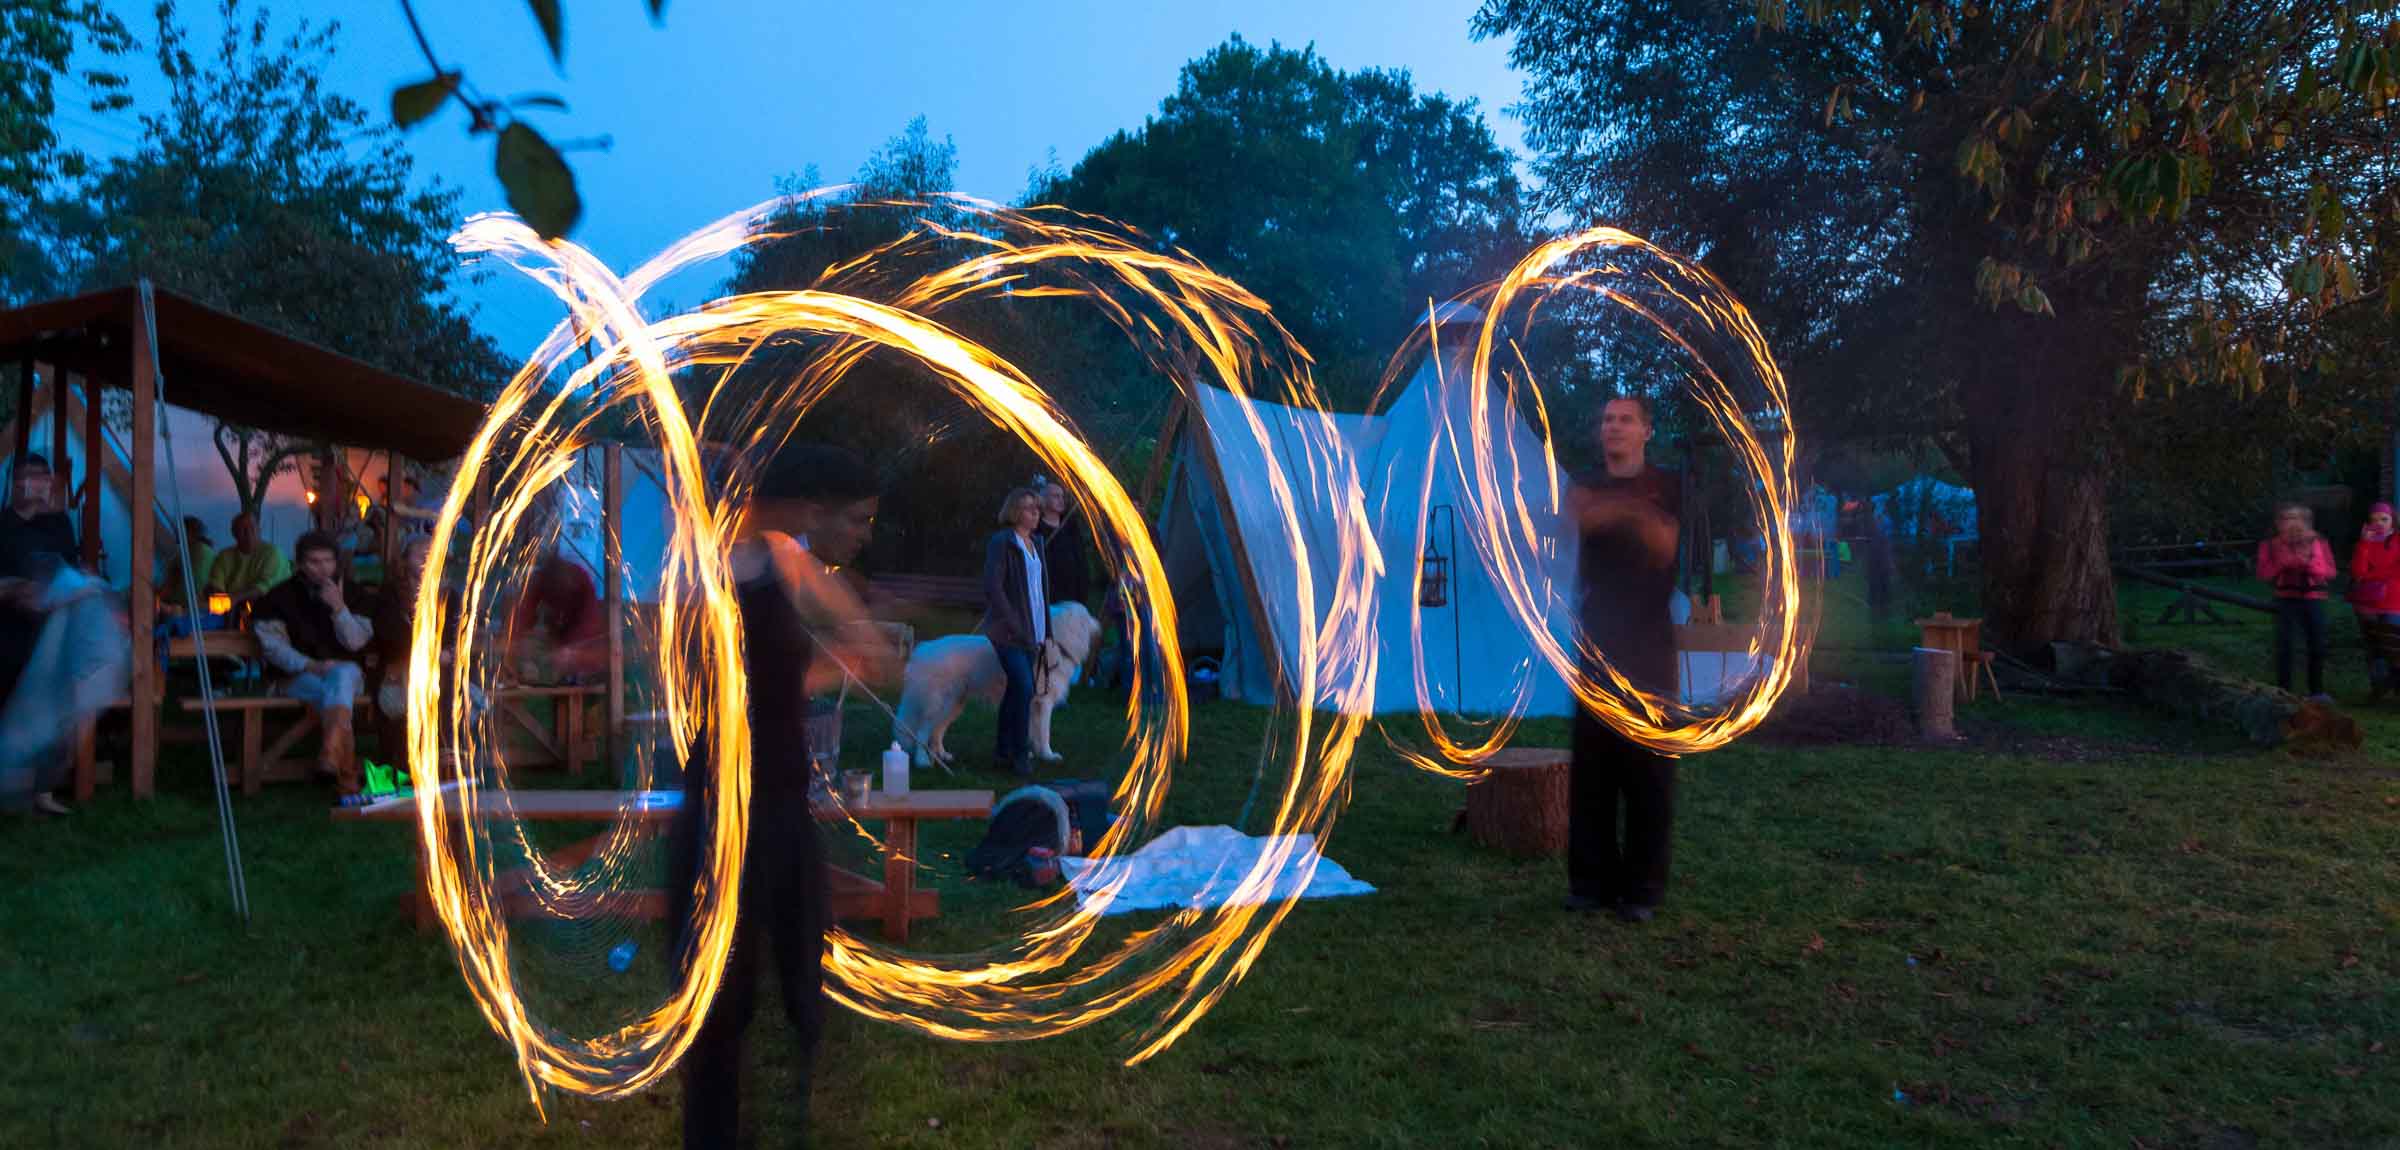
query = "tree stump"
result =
(1462, 748, 1572, 858)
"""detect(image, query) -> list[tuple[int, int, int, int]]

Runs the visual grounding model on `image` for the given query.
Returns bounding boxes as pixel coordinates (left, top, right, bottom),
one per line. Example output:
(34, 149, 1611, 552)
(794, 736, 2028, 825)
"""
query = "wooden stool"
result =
(1461, 748, 1572, 858)
(1964, 650, 2003, 702)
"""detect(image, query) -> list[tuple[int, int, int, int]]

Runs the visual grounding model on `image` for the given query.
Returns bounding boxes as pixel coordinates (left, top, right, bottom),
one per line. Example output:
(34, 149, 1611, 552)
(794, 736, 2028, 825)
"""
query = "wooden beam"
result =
(78, 376, 100, 569)
(603, 443, 624, 748)
(128, 294, 159, 798)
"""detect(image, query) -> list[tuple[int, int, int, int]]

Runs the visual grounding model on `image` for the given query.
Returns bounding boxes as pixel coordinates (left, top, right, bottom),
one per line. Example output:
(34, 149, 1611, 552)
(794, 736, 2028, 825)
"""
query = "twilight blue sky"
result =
(60, 1, 1528, 359)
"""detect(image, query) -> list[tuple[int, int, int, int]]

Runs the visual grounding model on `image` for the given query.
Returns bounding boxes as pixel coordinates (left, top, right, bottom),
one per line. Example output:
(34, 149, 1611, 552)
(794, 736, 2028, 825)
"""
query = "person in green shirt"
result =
(205, 511, 288, 607)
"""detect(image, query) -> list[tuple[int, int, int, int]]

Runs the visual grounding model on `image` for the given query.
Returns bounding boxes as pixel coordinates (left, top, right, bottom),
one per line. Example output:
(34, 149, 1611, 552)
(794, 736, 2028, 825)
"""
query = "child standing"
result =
(2258, 502, 2337, 701)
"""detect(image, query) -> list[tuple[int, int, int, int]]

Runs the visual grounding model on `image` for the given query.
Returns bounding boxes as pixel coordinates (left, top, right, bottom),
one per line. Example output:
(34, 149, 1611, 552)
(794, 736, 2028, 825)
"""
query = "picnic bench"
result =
(163, 629, 606, 790)
(333, 786, 993, 942)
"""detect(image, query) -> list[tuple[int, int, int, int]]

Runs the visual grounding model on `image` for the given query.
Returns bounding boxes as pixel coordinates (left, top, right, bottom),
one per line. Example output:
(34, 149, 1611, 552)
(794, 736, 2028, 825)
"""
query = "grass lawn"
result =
(5, 604, 2399, 1148)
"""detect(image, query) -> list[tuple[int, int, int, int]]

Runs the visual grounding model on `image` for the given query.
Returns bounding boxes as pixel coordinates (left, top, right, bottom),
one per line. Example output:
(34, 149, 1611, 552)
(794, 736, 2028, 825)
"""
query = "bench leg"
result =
(882, 817, 917, 943)
(242, 709, 264, 797)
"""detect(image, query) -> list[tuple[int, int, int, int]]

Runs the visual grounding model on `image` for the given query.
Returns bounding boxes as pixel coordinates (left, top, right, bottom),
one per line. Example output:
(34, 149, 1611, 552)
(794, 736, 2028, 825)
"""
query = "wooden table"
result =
(334, 786, 993, 942)
(1913, 612, 1997, 701)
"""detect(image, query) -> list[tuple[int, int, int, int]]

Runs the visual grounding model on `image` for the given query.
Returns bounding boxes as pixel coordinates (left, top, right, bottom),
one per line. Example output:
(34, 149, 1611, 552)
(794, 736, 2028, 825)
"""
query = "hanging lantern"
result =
(1419, 538, 1450, 609)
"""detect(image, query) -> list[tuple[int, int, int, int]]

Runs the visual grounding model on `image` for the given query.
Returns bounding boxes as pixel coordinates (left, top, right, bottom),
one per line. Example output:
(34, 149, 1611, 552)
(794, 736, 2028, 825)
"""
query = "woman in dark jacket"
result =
(982, 487, 1046, 777)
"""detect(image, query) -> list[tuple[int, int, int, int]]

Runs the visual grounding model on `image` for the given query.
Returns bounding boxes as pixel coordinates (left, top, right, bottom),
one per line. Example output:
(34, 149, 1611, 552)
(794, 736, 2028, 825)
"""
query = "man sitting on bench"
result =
(252, 531, 373, 805)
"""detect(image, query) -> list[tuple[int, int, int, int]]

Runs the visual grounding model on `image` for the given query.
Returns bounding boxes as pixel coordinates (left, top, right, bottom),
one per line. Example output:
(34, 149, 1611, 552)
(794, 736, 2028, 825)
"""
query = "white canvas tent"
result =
(1153, 306, 1771, 717)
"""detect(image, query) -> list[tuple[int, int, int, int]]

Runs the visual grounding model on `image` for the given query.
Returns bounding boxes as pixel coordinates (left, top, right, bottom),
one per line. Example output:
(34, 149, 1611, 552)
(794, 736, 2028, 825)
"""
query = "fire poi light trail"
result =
(401, 196, 1799, 1109)
(404, 195, 1381, 1104)
(1383, 230, 1809, 774)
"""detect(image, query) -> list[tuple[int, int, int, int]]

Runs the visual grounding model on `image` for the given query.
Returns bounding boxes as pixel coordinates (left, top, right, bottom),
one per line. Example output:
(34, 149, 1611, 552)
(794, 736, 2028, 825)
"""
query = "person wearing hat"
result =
(2350, 501, 2400, 687)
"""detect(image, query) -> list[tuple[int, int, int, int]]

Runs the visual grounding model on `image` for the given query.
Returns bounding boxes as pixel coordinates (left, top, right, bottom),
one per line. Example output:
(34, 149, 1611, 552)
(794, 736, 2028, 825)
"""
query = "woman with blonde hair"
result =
(2258, 501, 2337, 701)
(980, 486, 1046, 776)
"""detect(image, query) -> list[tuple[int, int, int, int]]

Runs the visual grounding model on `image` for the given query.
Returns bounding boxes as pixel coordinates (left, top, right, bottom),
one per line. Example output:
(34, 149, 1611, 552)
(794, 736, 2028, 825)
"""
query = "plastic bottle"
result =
(882, 741, 910, 797)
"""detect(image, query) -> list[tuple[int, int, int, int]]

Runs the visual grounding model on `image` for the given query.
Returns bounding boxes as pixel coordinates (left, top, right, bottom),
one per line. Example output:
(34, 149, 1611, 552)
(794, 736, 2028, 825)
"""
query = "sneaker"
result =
(2306, 693, 2337, 706)
(1614, 903, 1657, 924)
(333, 792, 376, 810)
(31, 793, 71, 816)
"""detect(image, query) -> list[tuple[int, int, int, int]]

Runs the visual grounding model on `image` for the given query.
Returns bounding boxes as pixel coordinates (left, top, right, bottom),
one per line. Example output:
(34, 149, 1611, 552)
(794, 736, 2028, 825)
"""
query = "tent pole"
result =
(12, 358, 29, 459)
(138, 281, 249, 921)
(49, 367, 67, 509)
(604, 442, 624, 771)
(79, 375, 101, 569)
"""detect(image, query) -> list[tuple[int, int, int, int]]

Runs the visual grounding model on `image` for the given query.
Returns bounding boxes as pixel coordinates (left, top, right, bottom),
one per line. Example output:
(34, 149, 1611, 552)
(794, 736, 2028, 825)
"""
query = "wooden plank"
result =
(128, 295, 157, 798)
(333, 786, 993, 823)
(882, 809, 918, 942)
(48, 367, 66, 507)
(241, 709, 263, 797)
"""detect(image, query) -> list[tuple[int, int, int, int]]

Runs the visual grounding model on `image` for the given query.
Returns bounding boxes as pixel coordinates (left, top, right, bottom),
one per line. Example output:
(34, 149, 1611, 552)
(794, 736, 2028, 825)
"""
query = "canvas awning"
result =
(0, 285, 489, 460)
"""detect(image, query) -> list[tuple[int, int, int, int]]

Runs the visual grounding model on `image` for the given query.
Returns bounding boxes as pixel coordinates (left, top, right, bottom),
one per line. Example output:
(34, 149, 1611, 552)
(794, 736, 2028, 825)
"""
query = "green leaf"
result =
(496, 122, 581, 239)
(528, 0, 564, 66)
(508, 93, 569, 111)
(2298, 58, 2319, 106)
(390, 73, 458, 129)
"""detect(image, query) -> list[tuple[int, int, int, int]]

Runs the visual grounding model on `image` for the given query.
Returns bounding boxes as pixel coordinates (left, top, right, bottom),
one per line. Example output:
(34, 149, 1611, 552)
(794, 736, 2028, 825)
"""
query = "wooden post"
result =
(380, 453, 406, 578)
(128, 297, 159, 798)
(78, 376, 101, 569)
(1911, 646, 1957, 740)
(603, 443, 625, 759)
(13, 358, 30, 458)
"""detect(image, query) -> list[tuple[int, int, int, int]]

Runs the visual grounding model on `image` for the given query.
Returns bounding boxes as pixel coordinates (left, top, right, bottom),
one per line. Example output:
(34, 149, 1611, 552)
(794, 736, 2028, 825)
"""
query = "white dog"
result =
(893, 602, 1099, 768)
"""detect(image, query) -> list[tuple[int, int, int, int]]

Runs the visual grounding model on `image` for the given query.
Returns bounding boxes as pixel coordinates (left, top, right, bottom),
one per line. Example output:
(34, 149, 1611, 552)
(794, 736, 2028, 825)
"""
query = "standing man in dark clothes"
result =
(668, 444, 894, 1150)
(1033, 476, 1093, 609)
(1564, 396, 1683, 923)
(0, 454, 79, 815)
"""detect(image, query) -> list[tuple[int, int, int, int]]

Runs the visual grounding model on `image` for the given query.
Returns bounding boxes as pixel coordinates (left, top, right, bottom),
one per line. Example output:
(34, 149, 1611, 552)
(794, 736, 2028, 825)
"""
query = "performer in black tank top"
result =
(667, 445, 890, 1150)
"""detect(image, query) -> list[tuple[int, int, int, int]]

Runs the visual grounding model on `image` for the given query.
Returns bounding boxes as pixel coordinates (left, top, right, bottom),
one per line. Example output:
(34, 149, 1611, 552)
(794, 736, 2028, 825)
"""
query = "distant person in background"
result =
(159, 517, 215, 616)
(2349, 501, 2400, 687)
(509, 549, 606, 683)
(2258, 502, 2336, 702)
(981, 486, 1046, 777)
(373, 535, 436, 754)
(206, 511, 288, 608)
(0, 454, 80, 815)
(1563, 396, 1681, 924)
(253, 531, 373, 804)
(1033, 476, 1093, 610)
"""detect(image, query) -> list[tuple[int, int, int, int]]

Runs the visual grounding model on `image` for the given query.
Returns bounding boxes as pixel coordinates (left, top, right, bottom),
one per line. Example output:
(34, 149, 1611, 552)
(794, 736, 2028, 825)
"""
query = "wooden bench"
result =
(491, 683, 606, 770)
(178, 693, 367, 795)
(334, 786, 994, 942)
(870, 573, 983, 610)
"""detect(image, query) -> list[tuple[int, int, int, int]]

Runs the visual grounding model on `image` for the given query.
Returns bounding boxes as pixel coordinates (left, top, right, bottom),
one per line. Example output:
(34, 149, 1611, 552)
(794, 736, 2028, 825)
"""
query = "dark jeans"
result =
(994, 643, 1035, 763)
(2274, 598, 2327, 696)
(667, 788, 829, 1150)
(1569, 704, 1678, 908)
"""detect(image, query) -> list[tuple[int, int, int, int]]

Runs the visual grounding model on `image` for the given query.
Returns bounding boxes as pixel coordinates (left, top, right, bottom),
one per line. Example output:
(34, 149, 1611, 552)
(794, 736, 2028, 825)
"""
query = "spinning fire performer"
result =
(1562, 395, 1682, 923)
(666, 444, 890, 1149)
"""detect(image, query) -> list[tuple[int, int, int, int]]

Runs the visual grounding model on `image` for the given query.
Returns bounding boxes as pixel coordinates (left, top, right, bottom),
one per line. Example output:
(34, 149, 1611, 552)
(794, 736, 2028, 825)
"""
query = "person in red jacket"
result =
(2349, 501, 2400, 685)
(2259, 502, 2337, 701)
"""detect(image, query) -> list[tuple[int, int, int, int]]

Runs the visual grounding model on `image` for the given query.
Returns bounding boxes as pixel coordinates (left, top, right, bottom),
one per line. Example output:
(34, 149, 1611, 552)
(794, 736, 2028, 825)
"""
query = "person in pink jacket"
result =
(2258, 502, 2337, 701)
(2349, 501, 2400, 686)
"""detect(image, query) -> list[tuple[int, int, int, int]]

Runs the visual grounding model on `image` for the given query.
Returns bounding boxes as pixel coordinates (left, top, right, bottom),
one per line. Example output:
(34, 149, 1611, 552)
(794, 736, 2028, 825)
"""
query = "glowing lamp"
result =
(1419, 540, 1450, 609)
(304, 489, 318, 505)
(206, 593, 232, 616)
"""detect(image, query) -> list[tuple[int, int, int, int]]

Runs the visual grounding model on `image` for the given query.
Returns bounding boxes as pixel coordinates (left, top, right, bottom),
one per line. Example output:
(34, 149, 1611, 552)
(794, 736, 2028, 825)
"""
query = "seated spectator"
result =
(206, 512, 288, 608)
(0, 454, 79, 815)
(252, 531, 373, 804)
(510, 548, 606, 683)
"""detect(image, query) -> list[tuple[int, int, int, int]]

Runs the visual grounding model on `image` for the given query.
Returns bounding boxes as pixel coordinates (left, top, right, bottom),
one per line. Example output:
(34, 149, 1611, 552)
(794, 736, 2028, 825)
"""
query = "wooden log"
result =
(2120, 648, 2364, 751)
(1462, 747, 1571, 858)
(1911, 646, 1957, 739)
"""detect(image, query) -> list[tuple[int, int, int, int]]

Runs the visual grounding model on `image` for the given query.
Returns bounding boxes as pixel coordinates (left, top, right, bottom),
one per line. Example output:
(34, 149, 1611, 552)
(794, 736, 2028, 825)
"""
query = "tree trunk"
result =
(1961, 304, 2122, 649)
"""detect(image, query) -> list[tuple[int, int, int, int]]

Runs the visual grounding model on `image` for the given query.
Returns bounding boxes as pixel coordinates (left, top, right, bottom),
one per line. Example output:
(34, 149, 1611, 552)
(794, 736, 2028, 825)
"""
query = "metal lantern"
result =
(1419, 537, 1451, 608)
